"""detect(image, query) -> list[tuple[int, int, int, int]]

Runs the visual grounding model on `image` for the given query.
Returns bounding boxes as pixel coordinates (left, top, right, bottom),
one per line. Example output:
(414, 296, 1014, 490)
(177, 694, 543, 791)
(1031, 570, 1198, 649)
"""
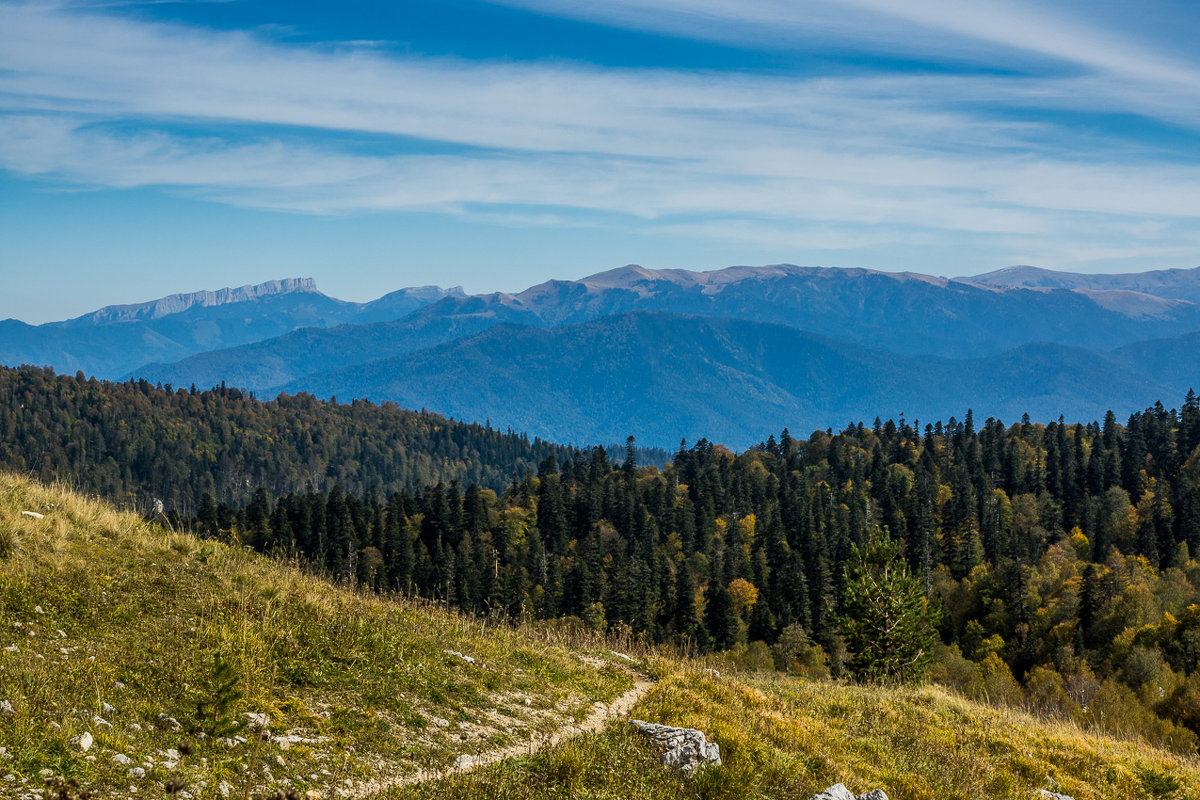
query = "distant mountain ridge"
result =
(77, 277, 320, 324)
(0, 278, 465, 378)
(6, 262, 1200, 448)
(965, 264, 1200, 303)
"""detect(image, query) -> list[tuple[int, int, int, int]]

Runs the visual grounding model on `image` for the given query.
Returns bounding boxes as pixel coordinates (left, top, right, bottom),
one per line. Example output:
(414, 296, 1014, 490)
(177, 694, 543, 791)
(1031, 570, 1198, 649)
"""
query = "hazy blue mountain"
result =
(131, 263, 1200, 393)
(276, 311, 1177, 449)
(0, 279, 464, 379)
(130, 294, 540, 390)
(966, 264, 1200, 304)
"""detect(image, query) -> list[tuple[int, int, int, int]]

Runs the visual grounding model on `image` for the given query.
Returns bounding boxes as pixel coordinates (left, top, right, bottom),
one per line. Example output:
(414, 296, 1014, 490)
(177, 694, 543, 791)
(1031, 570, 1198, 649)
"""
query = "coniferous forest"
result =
(7, 364, 1200, 750)
(0, 366, 584, 507)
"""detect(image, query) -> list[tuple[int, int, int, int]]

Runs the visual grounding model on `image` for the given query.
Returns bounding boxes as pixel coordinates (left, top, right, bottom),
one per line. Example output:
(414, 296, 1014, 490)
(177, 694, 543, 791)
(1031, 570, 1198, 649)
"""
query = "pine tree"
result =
(839, 527, 939, 683)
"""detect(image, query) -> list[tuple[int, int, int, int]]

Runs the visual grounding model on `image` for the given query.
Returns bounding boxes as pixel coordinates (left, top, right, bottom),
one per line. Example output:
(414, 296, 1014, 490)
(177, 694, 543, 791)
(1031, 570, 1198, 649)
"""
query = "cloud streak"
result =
(2, 1, 1200, 269)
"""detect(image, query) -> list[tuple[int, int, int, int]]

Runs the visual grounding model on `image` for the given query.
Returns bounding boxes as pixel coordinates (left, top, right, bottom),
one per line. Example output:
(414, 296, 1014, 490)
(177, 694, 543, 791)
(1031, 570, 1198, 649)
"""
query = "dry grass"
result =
(0, 473, 635, 800)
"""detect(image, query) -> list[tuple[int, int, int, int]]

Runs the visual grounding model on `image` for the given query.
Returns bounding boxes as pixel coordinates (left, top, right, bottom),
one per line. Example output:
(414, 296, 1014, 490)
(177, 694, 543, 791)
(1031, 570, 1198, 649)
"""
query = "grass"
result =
(5, 472, 1200, 800)
(0, 473, 634, 800)
(387, 665, 1200, 800)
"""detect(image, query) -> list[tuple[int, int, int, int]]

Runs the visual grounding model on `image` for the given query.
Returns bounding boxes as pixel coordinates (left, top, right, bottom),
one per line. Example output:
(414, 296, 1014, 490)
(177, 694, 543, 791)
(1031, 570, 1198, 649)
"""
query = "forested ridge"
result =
(0, 365, 585, 506)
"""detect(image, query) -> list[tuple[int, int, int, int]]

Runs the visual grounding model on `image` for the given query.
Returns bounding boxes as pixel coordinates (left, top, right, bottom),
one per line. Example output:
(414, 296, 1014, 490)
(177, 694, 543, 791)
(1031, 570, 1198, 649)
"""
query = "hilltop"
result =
(2, 475, 1200, 799)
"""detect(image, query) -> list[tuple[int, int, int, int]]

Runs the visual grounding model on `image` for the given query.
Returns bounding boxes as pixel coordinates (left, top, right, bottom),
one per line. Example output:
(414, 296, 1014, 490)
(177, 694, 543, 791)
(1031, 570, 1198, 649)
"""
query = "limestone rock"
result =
(244, 712, 269, 731)
(70, 732, 93, 752)
(128, 767, 145, 780)
(631, 720, 721, 777)
(0, 700, 13, 716)
(1040, 792, 1074, 800)
(808, 785, 889, 800)
(810, 785, 856, 800)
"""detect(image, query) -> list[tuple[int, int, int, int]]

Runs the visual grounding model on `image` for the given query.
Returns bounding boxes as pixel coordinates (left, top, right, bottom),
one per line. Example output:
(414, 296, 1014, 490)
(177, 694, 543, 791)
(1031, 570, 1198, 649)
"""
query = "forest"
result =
(0, 365, 595, 507)
(193, 393, 1200, 751)
(6, 364, 1200, 750)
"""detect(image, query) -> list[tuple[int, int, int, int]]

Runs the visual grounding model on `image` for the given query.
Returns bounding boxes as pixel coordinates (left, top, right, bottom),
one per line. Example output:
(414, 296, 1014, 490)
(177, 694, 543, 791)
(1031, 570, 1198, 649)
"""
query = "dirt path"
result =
(354, 674, 654, 797)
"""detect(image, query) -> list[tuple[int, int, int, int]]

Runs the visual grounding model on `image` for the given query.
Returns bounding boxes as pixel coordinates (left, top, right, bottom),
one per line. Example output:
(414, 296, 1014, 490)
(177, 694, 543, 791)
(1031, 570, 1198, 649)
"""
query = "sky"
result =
(3, 0, 1200, 323)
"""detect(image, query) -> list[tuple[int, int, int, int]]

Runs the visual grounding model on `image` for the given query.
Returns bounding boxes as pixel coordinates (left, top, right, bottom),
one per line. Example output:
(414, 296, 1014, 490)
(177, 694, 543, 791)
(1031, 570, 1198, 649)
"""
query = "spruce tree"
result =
(839, 527, 939, 683)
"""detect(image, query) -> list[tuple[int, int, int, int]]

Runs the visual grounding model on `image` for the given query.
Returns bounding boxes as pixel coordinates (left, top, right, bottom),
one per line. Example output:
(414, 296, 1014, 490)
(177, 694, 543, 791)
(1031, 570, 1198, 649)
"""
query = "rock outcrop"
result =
(631, 720, 721, 776)
(809, 784, 889, 800)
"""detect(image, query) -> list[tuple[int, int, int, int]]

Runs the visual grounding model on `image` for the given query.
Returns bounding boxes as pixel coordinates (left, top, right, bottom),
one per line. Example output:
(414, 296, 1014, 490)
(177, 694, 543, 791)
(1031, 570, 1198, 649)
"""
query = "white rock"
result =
(101, 702, 116, 714)
(443, 650, 476, 664)
(127, 767, 145, 780)
(244, 712, 269, 731)
(807, 785, 888, 800)
(430, 717, 450, 729)
(71, 731, 93, 752)
(33, 606, 44, 615)
(1040, 792, 1075, 800)
(3, 646, 17, 654)
(129, 723, 142, 732)
(112, 754, 132, 765)
(218, 781, 232, 798)
(631, 720, 721, 777)
(0, 700, 13, 715)
(20, 511, 44, 520)
(93, 716, 113, 729)
(164, 749, 181, 760)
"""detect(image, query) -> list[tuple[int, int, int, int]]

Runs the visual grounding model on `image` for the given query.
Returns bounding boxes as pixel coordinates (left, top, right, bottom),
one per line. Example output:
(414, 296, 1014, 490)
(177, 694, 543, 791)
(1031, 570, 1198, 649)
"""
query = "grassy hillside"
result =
(0, 473, 633, 799)
(4, 473, 1200, 800)
(392, 667, 1200, 800)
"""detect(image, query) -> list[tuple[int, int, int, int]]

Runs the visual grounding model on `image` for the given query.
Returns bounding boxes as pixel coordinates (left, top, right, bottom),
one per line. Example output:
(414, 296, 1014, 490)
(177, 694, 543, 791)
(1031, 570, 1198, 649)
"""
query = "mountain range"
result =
(4, 264, 1199, 448)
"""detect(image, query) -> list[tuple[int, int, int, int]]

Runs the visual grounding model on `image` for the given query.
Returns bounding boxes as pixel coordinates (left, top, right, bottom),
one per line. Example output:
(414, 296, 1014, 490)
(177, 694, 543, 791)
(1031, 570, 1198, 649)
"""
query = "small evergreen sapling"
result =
(195, 651, 243, 737)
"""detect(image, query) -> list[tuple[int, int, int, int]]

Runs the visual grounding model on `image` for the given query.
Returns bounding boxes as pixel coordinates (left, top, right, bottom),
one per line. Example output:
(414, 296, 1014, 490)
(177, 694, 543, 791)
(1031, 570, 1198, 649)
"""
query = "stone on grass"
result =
(631, 720, 721, 777)
(112, 754, 131, 765)
(1040, 792, 1075, 800)
(244, 712, 269, 731)
(70, 732, 93, 752)
(127, 767, 145, 780)
(0, 700, 13, 715)
(807, 785, 889, 800)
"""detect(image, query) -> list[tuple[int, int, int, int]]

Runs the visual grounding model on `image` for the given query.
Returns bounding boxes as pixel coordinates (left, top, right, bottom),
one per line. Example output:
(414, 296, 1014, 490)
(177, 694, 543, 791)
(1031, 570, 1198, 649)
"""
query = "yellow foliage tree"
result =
(727, 577, 758, 618)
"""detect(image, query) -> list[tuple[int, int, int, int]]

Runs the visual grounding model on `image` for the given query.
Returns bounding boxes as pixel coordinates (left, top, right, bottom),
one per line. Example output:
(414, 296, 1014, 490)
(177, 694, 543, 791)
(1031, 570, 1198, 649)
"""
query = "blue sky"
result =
(3, 0, 1200, 323)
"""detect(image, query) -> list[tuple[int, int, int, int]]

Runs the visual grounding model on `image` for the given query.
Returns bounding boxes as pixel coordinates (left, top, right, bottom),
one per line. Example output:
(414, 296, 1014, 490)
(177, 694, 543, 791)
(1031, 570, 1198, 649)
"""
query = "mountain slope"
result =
(280, 311, 1175, 448)
(130, 293, 541, 391)
(0, 279, 464, 379)
(0, 472, 636, 800)
(0, 365, 582, 508)
(6, 475, 1199, 800)
(396, 666, 1200, 800)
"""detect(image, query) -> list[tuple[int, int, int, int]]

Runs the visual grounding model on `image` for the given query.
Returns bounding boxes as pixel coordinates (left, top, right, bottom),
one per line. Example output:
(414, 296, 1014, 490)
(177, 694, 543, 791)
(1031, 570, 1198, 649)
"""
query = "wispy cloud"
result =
(2, 1, 1200, 269)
